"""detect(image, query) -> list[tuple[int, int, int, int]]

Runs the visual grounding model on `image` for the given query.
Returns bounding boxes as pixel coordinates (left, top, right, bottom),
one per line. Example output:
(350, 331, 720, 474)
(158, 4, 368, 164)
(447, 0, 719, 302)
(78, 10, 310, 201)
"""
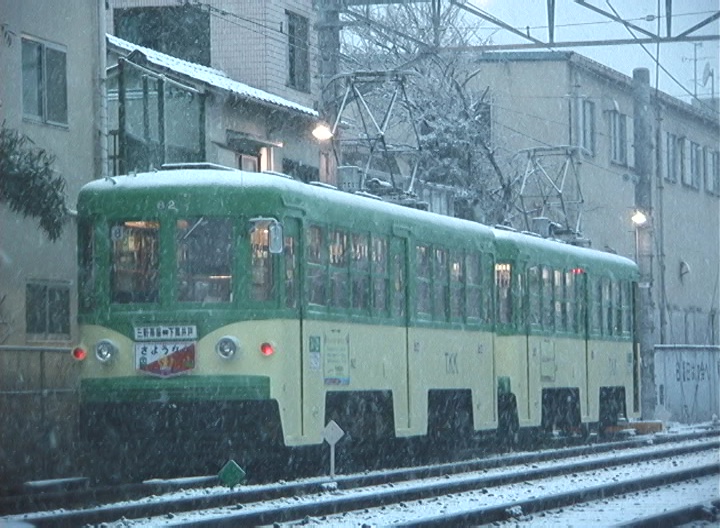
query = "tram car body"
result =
(74, 164, 639, 481)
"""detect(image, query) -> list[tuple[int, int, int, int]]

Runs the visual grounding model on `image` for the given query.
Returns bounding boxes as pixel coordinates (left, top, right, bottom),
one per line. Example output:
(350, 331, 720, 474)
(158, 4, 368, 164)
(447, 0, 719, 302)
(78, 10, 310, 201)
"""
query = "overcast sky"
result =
(466, 0, 719, 104)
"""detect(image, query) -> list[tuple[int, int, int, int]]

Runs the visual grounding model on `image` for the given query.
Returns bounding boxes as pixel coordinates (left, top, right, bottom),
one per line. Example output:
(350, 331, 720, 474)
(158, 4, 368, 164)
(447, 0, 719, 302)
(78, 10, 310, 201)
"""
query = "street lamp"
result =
(631, 209, 648, 227)
(312, 123, 333, 141)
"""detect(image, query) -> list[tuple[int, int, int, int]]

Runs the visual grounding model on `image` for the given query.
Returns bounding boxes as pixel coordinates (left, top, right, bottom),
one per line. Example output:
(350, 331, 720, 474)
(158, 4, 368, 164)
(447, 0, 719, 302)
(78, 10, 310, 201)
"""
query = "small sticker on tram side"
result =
(308, 335, 321, 371)
(135, 342, 196, 377)
(323, 331, 350, 385)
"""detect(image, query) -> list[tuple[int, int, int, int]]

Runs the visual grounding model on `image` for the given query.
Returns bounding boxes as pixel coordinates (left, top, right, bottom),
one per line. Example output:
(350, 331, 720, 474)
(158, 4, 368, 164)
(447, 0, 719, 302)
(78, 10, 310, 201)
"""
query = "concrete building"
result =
(106, 34, 323, 181)
(467, 51, 719, 346)
(0, 0, 106, 483)
(105, 0, 326, 180)
(0, 0, 327, 486)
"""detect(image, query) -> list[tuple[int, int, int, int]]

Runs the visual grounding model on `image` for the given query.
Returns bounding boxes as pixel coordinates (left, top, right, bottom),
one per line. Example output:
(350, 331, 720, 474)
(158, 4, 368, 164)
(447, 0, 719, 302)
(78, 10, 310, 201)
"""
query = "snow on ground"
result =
(3, 422, 717, 527)
(277, 450, 718, 527)
(85, 433, 719, 527)
(486, 476, 718, 527)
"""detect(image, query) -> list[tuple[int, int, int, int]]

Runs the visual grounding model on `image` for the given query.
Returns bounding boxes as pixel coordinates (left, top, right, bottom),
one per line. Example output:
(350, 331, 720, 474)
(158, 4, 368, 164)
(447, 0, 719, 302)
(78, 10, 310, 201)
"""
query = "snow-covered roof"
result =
(106, 34, 319, 119)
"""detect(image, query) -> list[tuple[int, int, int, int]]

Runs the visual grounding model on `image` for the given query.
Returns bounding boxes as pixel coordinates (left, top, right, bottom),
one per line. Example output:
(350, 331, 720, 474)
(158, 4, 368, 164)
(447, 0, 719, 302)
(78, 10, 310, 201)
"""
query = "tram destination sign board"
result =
(134, 324, 197, 341)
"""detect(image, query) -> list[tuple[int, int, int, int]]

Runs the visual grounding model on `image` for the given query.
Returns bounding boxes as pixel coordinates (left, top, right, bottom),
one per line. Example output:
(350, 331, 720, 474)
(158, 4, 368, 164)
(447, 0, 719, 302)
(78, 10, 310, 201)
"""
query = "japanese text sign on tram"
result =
(134, 325, 197, 341)
(134, 325, 197, 378)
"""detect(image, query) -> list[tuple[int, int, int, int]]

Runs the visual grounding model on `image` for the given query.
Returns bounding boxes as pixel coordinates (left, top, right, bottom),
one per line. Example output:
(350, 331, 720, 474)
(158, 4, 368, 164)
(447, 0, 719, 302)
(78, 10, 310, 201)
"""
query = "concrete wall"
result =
(0, 0, 104, 486)
(655, 345, 720, 423)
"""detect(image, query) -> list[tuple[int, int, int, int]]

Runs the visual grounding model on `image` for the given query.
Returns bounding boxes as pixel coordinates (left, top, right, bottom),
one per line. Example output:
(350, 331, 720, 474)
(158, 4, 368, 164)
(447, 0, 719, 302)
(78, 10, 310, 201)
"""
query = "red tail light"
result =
(260, 342, 274, 356)
(72, 347, 87, 361)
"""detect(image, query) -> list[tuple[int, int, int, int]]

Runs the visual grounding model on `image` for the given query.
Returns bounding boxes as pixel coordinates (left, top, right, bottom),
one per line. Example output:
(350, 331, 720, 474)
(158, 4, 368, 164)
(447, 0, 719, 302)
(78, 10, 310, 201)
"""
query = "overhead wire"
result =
(603, 1, 709, 107)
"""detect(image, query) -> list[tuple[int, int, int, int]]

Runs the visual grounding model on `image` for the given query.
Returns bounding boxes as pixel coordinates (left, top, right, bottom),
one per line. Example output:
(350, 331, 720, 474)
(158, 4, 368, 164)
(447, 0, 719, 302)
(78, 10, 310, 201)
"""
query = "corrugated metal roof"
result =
(107, 34, 319, 118)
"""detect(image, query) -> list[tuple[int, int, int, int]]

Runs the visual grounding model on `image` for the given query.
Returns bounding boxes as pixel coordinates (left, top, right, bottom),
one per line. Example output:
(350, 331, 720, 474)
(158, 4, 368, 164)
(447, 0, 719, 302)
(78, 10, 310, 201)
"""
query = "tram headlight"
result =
(95, 339, 118, 363)
(216, 336, 240, 359)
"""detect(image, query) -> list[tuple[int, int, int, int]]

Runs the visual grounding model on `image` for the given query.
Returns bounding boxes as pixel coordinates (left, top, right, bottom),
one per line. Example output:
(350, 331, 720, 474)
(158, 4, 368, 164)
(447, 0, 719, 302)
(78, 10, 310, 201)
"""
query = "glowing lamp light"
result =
(312, 123, 333, 141)
(260, 342, 275, 356)
(571, 267, 585, 275)
(631, 210, 648, 226)
(72, 347, 87, 361)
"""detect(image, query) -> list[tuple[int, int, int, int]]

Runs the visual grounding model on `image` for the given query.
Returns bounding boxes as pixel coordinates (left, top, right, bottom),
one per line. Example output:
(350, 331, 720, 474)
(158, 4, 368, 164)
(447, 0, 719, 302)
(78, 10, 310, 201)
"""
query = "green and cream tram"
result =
(73, 164, 639, 481)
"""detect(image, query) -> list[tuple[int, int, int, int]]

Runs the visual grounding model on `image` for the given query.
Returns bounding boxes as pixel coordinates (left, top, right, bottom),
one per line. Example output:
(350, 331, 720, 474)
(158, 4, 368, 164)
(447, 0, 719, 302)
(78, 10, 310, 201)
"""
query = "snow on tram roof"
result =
(83, 167, 495, 236)
(492, 225, 637, 268)
(84, 168, 635, 268)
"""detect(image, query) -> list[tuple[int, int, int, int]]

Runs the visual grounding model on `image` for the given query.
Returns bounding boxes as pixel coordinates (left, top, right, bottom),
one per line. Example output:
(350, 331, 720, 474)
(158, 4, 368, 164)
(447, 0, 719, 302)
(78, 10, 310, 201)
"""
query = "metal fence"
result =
(654, 345, 720, 424)
(0, 345, 80, 490)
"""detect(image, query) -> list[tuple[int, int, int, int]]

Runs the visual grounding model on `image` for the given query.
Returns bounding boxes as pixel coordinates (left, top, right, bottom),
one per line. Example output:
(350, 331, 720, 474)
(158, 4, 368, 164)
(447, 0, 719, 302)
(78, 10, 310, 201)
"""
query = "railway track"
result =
(2, 429, 717, 527)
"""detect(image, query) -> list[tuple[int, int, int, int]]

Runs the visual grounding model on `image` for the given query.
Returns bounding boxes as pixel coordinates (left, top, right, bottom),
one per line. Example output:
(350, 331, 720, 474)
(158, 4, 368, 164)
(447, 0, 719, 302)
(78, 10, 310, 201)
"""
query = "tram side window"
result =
(351, 233, 370, 311)
(307, 226, 326, 306)
(372, 237, 388, 314)
(495, 262, 512, 325)
(516, 268, 525, 327)
(466, 253, 481, 321)
(177, 218, 233, 303)
(621, 281, 632, 338)
(392, 249, 405, 318)
(542, 266, 554, 330)
(285, 235, 298, 308)
(602, 277, 612, 336)
(590, 277, 602, 335)
(416, 245, 431, 318)
(434, 248, 449, 321)
(528, 266, 541, 330)
(482, 254, 493, 324)
(570, 269, 585, 334)
(554, 269, 566, 332)
(329, 230, 349, 308)
(449, 250, 464, 321)
(111, 220, 159, 304)
(613, 279, 623, 336)
(78, 220, 96, 312)
(566, 271, 576, 333)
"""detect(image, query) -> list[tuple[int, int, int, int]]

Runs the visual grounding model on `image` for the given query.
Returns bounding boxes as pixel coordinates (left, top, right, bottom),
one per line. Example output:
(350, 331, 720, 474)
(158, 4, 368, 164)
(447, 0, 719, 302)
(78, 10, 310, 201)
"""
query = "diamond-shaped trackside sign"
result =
(323, 420, 345, 446)
(218, 459, 246, 488)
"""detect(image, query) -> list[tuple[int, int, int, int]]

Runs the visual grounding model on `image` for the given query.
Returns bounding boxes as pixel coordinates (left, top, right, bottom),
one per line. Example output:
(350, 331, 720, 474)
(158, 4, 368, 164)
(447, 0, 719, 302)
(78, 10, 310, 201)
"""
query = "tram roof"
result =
(79, 167, 496, 247)
(492, 226, 638, 277)
(80, 167, 638, 276)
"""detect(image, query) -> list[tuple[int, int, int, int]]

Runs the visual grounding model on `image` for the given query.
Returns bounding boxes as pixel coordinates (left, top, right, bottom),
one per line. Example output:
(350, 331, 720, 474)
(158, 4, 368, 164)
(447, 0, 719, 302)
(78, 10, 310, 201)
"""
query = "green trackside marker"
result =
(218, 459, 246, 487)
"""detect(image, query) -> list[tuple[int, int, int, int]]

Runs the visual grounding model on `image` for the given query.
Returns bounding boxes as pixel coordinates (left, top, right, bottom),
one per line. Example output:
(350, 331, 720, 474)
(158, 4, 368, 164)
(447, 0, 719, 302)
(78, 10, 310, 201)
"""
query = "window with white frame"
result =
(688, 141, 703, 190)
(238, 153, 259, 172)
(26, 281, 71, 340)
(707, 150, 720, 195)
(665, 132, 679, 183)
(22, 37, 67, 125)
(286, 11, 309, 92)
(581, 99, 596, 155)
(609, 110, 627, 165)
(677, 136, 689, 185)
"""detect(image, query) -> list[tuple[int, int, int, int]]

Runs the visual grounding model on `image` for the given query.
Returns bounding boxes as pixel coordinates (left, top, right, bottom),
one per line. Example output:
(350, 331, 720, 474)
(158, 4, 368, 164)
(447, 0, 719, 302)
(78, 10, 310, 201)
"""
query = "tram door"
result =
(279, 217, 307, 438)
(577, 268, 591, 418)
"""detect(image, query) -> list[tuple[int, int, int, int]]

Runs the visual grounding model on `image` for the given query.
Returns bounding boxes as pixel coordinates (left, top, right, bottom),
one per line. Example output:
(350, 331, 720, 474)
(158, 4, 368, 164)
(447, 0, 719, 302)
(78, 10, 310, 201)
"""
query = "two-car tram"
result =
(72, 164, 639, 481)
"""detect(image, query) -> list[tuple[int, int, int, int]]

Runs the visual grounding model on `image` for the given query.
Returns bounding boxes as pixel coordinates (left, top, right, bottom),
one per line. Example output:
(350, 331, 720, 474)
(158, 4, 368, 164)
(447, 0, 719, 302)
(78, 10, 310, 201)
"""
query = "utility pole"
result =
(633, 68, 655, 420)
(317, 0, 341, 184)
(693, 42, 703, 98)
